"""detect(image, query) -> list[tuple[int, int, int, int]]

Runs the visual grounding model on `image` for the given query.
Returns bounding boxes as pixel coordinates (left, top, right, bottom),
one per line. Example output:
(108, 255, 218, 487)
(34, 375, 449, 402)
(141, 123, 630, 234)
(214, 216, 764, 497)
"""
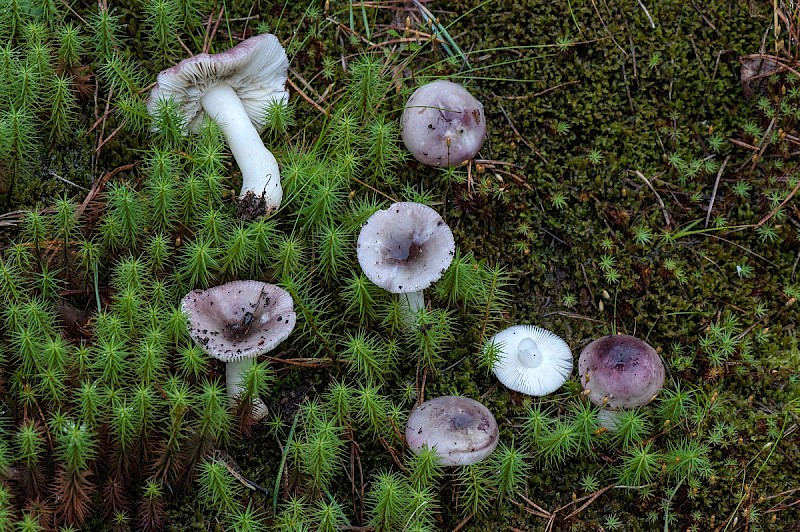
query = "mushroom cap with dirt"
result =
(405, 395, 499, 466)
(401, 80, 486, 167)
(182, 280, 296, 420)
(147, 34, 289, 218)
(578, 334, 665, 410)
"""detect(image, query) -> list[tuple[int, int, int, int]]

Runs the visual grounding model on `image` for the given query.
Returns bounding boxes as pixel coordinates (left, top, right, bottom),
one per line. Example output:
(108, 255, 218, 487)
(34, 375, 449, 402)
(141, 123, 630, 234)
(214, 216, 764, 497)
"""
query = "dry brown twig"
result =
(518, 483, 615, 531)
(631, 169, 672, 228)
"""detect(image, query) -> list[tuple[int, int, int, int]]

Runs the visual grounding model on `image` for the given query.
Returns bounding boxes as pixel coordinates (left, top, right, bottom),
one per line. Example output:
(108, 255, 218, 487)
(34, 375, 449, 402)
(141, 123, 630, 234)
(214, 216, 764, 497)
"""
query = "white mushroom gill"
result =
(489, 325, 573, 397)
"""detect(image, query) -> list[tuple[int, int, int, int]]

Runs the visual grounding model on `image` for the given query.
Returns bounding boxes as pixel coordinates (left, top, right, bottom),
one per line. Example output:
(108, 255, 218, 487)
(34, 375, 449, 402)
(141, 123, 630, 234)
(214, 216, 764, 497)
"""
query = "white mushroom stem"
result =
(517, 338, 544, 368)
(225, 358, 268, 421)
(400, 290, 425, 315)
(597, 408, 623, 431)
(200, 83, 282, 210)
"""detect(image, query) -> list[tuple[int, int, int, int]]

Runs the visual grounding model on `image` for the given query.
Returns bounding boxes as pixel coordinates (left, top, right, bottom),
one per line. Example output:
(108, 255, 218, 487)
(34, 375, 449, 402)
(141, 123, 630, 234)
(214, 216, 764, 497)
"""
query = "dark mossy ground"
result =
(3, 0, 800, 531)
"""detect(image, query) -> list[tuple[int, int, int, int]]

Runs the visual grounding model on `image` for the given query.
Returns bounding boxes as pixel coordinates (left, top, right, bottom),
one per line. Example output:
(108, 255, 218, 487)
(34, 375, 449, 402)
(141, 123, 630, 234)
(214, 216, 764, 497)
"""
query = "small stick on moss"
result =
(287, 76, 328, 116)
(202, 7, 225, 54)
(453, 512, 475, 532)
(637, 0, 655, 28)
(752, 115, 777, 170)
(264, 356, 334, 368)
(705, 155, 729, 228)
(350, 176, 398, 203)
(497, 104, 548, 163)
(757, 178, 800, 227)
(49, 170, 89, 192)
(217, 452, 270, 496)
(632, 169, 672, 228)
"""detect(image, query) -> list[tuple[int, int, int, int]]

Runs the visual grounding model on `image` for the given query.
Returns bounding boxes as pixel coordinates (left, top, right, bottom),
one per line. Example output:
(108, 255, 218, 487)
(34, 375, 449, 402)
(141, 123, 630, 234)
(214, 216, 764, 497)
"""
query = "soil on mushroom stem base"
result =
(3, 0, 800, 530)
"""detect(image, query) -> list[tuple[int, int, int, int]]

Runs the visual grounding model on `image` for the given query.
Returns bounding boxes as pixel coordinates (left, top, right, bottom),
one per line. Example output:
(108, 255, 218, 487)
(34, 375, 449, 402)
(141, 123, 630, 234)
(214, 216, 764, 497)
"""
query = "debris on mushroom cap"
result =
(489, 325, 573, 396)
(405, 396, 499, 466)
(356, 202, 455, 294)
(401, 80, 486, 167)
(147, 33, 289, 133)
(578, 334, 665, 410)
(182, 280, 296, 362)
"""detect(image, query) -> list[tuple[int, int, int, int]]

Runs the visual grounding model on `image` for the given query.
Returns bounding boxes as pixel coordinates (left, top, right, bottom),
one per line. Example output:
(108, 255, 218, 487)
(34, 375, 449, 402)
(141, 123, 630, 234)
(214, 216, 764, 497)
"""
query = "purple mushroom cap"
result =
(182, 280, 296, 362)
(182, 280, 296, 421)
(401, 80, 486, 167)
(405, 396, 499, 466)
(578, 334, 665, 410)
(356, 202, 455, 294)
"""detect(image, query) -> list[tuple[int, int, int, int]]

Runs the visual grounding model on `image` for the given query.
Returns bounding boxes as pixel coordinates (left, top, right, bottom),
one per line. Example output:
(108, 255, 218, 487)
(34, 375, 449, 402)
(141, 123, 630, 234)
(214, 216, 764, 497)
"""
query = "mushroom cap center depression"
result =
(517, 337, 544, 369)
(386, 232, 425, 263)
(225, 308, 271, 340)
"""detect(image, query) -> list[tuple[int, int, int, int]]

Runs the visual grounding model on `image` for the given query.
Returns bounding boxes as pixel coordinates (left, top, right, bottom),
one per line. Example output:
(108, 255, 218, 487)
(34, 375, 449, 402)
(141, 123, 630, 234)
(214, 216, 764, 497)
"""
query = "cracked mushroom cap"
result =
(356, 202, 455, 294)
(405, 396, 499, 466)
(401, 80, 486, 167)
(147, 33, 289, 133)
(578, 334, 665, 410)
(182, 280, 296, 362)
(489, 325, 573, 396)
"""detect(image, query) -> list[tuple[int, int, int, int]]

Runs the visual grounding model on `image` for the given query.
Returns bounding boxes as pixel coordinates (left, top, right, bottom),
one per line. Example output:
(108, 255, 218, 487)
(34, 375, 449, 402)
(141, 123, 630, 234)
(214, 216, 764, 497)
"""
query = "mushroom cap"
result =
(405, 396, 499, 466)
(356, 202, 455, 294)
(401, 80, 486, 167)
(182, 280, 296, 363)
(147, 33, 289, 133)
(578, 334, 665, 410)
(489, 325, 573, 396)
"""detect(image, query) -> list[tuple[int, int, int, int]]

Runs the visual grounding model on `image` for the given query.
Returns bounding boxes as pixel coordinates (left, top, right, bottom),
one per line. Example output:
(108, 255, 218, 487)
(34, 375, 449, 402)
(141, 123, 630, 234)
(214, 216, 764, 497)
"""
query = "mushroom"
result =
(181, 280, 296, 420)
(356, 202, 454, 313)
(405, 396, 499, 466)
(578, 334, 665, 410)
(147, 34, 289, 217)
(488, 325, 573, 396)
(401, 80, 486, 167)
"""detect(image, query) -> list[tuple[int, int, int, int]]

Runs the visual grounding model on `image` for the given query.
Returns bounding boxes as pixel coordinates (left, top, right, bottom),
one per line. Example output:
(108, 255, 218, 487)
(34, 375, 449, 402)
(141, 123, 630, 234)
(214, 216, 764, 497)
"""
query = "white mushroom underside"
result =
(491, 325, 573, 396)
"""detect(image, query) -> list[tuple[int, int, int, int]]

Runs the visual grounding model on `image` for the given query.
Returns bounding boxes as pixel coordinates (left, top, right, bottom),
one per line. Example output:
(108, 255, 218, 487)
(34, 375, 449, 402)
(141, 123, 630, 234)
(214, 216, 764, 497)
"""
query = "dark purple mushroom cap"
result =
(181, 280, 296, 362)
(147, 34, 288, 133)
(401, 80, 486, 167)
(578, 334, 665, 410)
(405, 396, 499, 466)
(356, 202, 455, 294)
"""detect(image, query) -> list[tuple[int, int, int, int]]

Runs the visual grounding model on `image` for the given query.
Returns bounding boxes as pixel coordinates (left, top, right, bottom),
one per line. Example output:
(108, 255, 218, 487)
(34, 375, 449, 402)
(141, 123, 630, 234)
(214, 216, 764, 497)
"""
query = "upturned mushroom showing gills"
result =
(405, 396, 499, 466)
(578, 334, 665, 410)
(401, 80, 486, 167)
(488, 325, 573, 396)
(182, 280, 296, 420)
(357, 201, 455, 313)
(147, 34, 289, 218)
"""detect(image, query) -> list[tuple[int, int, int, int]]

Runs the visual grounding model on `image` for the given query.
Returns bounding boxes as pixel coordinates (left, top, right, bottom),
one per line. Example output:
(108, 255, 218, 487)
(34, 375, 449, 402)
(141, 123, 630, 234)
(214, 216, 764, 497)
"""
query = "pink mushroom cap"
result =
(578, 334, 665, 410)
(401, 80, 486, 167)
(181, 280, 296, 362)
(405, 396, 499, 466)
